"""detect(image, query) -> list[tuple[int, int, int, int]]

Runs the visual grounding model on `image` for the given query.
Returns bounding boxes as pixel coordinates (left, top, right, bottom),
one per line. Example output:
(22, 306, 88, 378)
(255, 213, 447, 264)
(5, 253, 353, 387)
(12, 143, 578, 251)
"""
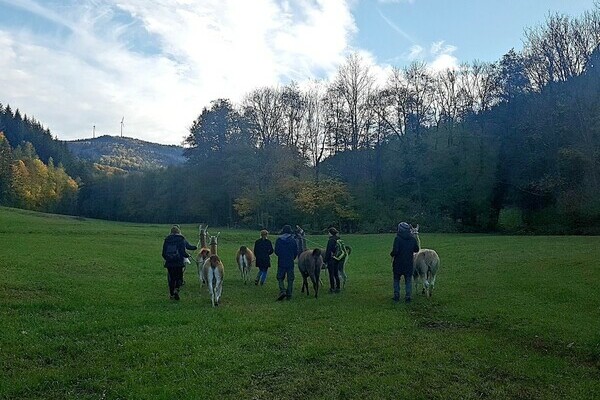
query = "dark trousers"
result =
(327, 260, 340, 290)
(167, 266, 183, 295)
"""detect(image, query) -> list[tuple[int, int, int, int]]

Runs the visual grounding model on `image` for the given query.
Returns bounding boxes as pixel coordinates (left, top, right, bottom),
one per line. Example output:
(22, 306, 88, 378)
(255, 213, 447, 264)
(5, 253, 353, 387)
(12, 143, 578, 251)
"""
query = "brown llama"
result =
(236, 246, 255, 284)
(298, 248, 324, 298)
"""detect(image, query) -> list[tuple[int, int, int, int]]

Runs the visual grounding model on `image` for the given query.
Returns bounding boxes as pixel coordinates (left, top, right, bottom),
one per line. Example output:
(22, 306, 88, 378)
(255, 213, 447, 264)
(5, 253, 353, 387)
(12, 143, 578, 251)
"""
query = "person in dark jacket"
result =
(253, 229, 274, 285)
(274, 224, 298, 300)
(162, 225, 197, 300)
(293, 225, 307, 257)
(390, 222, 420, 303)
(323, 227, 342, 293)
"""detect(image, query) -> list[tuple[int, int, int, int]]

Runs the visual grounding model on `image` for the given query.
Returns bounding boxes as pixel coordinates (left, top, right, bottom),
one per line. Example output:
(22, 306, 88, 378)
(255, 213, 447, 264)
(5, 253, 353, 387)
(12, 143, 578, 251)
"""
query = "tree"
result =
(0, 132, 13, 204)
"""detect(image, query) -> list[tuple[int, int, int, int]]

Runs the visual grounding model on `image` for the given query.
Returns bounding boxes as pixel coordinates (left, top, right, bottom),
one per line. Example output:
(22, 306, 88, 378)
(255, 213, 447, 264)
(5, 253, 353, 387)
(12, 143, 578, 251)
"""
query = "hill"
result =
(66, 135, 186, 171)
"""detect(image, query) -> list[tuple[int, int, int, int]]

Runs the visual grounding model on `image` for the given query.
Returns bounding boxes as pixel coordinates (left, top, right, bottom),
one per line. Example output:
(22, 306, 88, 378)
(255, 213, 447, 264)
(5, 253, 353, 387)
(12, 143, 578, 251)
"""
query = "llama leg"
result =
(311, 275, 318, 298)
(215, 269, 223, 306)
(208, 269, 215, 307)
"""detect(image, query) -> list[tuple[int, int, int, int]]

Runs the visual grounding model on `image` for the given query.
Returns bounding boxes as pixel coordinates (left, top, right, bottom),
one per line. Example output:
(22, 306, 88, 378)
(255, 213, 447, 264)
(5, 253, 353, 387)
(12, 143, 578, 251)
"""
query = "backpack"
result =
(332, 239, 350, 261)
(164, 242, 181, 262)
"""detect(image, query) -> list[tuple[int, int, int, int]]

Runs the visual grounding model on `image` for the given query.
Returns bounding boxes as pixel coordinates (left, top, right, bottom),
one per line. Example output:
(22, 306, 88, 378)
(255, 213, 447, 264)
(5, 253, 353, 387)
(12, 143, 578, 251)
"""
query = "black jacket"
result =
(323, 234, 339, 265)
(390, 230, 419, 274)
(254, 238, 274, 271)
(162, 234, 197, 268)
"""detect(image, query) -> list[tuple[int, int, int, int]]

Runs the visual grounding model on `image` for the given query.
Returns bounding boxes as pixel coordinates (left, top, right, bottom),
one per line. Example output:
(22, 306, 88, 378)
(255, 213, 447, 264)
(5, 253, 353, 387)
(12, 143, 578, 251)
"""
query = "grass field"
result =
(1, 206, 599, 399)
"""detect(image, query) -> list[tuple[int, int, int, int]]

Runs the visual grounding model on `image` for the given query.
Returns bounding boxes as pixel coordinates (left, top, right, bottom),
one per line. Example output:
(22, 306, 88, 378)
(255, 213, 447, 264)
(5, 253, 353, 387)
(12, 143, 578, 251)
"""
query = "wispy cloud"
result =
(0, 0, 357, 144)
(376, 8, 415, 44)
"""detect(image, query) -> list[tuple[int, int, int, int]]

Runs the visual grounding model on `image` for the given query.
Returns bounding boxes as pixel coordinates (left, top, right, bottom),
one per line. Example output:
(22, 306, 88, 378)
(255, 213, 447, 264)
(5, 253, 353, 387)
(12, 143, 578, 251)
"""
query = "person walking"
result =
(274, 225, 298, 300)
(390, 222, 420, 303)
(253, 229, 274, 285)
(323, 227, 342, 293)
(162, 225, 197, 300)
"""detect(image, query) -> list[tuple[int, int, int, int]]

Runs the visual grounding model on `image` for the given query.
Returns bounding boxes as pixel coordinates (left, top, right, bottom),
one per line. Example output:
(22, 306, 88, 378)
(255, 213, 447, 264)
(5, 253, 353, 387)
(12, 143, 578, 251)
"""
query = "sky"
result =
(0, 0, 596, 145)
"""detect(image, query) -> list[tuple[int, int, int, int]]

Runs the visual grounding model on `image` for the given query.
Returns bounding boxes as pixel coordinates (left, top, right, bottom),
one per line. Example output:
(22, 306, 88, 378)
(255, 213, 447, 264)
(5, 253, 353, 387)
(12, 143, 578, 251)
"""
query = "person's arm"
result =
(291, 240, 298, 260)
(324, 238, 334, 263)
(184, 239, 197, 251)
(274, 238, 281, 256)
(413, 238, 420, 254)
(253, 240, 259, 257)
(268, 240, 274, 255)
(390, 237, 399, 257)
(162, 240, 168, 260)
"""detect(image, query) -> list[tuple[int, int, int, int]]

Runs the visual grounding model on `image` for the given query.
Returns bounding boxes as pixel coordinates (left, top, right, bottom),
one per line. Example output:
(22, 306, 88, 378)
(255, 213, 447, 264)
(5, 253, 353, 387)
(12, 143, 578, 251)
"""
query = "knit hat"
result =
(397, 222, 410, 233)
(281, 225, 293, 234)
(328, 227, 339, 236)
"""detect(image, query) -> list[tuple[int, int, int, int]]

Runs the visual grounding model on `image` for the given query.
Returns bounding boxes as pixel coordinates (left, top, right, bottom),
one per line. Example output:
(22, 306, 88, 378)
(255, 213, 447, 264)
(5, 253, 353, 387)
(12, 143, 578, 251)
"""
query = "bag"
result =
(164, 242, 181, 262)
(332, 239, 350, 261)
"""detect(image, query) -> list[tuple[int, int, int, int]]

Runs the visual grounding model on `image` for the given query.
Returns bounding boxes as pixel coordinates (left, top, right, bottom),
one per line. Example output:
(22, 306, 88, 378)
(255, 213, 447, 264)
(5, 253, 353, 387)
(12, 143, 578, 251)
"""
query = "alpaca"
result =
(236, 246, 255, 284)
(195, 224, 211, 285)
(196, 248, 211, 285)
(338, 245, 352, 288)
(202, 254, 224, 307)
(298, 249, 323, 298)
(411, 225, 440, 297)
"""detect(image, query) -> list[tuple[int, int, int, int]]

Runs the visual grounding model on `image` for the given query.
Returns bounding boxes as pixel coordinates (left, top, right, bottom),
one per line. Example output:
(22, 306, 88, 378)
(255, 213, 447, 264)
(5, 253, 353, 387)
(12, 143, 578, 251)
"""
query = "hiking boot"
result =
(405, 297, 411, 304)
(329, 288, 335, 294)
(392, 296, 400, 303)
(335, 288, 341, 293)
(285, 295, 292, 301)
(174, 292, 180, 301)
(255, 279, 259, 285)
(276, 292, 287, 301)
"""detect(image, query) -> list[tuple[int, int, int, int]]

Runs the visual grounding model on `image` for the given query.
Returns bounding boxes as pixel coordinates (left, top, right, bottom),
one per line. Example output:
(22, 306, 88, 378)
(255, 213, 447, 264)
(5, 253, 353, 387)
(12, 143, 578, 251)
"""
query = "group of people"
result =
(247, 224, 344, 301)
(161, 221, 419, 303)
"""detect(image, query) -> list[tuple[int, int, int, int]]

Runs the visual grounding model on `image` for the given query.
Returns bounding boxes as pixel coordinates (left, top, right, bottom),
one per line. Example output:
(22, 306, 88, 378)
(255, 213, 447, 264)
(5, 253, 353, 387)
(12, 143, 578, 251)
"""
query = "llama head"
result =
(410, 224, 420, 236)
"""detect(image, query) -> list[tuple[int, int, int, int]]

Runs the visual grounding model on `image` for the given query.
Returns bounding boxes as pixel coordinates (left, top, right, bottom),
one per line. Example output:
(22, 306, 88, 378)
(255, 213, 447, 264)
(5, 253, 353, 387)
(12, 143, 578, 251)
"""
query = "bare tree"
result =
(334, 52, 376, 150)
(243, 87, 285, 148)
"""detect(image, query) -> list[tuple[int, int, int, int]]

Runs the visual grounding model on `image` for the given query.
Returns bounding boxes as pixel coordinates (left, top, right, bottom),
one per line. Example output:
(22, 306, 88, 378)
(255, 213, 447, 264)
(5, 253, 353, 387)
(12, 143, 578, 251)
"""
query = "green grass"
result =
(1, 206, 599, 399)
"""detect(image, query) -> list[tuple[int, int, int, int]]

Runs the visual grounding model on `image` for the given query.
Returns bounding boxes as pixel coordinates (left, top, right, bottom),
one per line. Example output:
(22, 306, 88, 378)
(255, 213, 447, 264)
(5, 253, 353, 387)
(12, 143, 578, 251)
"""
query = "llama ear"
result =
(416, 224, 419, 231)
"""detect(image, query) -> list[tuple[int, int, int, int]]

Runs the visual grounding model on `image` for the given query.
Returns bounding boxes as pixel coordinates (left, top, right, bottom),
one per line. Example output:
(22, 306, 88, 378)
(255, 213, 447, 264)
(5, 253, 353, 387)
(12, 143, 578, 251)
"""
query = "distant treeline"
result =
(1, 7, 599, 233)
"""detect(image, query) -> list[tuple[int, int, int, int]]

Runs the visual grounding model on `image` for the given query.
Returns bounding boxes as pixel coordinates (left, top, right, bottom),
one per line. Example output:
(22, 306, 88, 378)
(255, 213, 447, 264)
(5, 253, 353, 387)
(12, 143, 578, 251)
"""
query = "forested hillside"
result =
(67, 136, 185, 171)
(1, 7, 599, 233)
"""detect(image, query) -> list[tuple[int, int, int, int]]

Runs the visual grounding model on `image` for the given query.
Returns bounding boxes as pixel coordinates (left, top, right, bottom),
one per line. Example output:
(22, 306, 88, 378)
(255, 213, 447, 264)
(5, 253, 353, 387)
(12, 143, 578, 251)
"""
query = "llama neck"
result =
(416, 235, 421, 248)
(200, 233, 207, 249)
(210, 243, 217, 255)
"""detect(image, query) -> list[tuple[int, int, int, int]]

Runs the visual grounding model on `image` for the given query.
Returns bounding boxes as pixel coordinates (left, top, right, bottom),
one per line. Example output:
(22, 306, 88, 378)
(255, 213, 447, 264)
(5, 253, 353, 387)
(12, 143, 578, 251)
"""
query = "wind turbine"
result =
(93, 125, 96, 139)
(120, 116, 124, 138)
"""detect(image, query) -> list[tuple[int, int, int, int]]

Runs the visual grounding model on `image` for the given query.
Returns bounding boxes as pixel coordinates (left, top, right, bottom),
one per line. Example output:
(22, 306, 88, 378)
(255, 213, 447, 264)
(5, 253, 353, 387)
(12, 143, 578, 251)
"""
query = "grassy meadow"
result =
(0, 206, 599, 399)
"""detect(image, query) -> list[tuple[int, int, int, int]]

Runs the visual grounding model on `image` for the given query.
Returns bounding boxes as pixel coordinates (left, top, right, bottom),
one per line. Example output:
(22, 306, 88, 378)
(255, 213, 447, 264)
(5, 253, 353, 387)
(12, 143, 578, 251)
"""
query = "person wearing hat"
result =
(323, 227, 342, 293)
(390, 222, 420, 303)
(162, 225, 197, 300)
(274, 224, 298, 300)
(253, 229, 274, 285)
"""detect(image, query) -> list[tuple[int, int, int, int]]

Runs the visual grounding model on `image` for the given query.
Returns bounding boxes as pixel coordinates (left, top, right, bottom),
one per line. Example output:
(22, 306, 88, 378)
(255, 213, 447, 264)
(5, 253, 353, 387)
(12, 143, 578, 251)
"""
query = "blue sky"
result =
(0, 0, 596, 144)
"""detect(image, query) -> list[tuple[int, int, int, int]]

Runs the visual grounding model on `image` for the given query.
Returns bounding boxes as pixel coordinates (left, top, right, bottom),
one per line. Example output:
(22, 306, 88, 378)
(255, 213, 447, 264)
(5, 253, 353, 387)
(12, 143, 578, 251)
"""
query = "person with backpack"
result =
(162, 225, 197, 300)
(323, 227, 343, 293)
(253, 229, 274, 285)
(390, 222, 420, 303)
(274, 224, 298, 301)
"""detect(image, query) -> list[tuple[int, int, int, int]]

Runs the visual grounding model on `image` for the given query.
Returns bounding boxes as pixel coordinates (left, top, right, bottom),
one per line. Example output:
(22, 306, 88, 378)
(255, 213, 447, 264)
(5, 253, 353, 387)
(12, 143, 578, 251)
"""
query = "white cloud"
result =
(0, 0, 356, 144)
